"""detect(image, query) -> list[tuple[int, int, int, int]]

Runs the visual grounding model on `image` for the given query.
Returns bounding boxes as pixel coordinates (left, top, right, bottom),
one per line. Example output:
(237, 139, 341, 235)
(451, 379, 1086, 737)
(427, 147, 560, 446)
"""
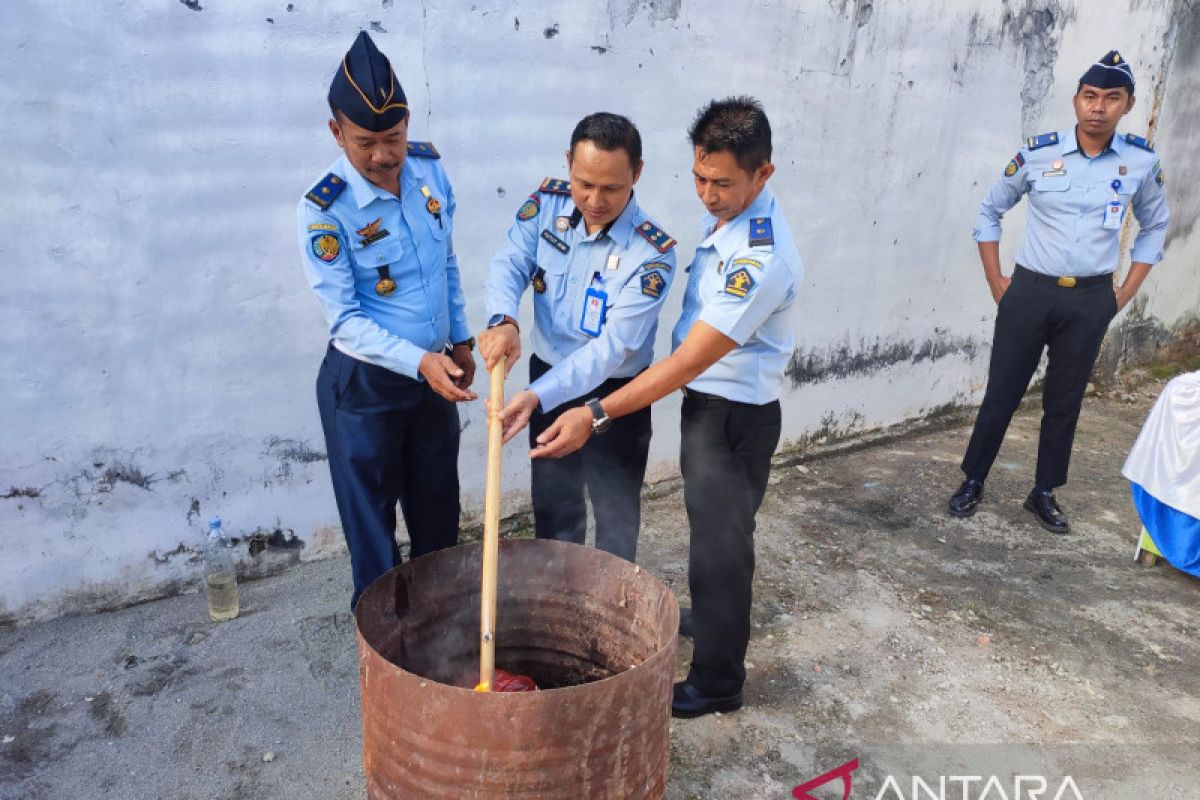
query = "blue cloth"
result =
(671, 186, 804, 404)
(484, 183, 677, 413)
(297, 152, 470, 380)
(974, 127, 1170, 276)
(1131, 482, 1200, 578)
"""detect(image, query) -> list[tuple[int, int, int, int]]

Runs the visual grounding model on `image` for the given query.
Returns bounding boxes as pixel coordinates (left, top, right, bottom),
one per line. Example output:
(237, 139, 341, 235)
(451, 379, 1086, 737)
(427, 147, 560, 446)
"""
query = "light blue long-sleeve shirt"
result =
(973, 127, 1170, 276)
(671, 186, 804, 405)
(296, 148, 470, 380)
(485, 181, 677, 412)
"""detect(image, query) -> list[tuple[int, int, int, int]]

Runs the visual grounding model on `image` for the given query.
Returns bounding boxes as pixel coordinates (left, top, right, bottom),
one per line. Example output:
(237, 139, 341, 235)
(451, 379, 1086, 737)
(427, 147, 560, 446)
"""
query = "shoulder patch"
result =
(1025, 132, 1059, 151)
(1154, 163, 1165, 187)
(1124, 133, 1154, 152)
(635, 221, 677, 253)
(724, 267, 756, 298)
(310, 232, 341, 263)
(304, 173, 347, 211)
(516, 194, 541, 221)
(641, 269, 667, 298)
(1004, 152, 1025, 177)
(539, 177, 571, 195)
(748, 217, 774, 247)
(407, 141, 440, 159)
(642, 260, 672, 273)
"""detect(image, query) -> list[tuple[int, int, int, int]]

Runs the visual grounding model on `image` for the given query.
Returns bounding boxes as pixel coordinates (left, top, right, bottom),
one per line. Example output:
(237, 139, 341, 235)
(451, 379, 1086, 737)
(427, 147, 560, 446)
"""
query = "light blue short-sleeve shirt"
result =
(671, 186, 803, 404)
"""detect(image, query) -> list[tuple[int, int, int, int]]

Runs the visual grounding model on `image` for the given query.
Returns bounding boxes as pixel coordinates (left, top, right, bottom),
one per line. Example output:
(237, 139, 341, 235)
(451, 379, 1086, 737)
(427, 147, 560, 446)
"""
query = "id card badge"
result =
(1103, 200, 1123, 230)
(580, 287, 607, 337)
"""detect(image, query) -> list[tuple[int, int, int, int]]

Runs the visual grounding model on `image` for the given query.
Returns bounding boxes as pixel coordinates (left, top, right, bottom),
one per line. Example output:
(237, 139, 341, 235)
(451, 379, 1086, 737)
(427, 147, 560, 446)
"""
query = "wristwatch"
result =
(452, 337, 475, 351)
(487, 314, 519, 332)
(585, 398, 611, 434)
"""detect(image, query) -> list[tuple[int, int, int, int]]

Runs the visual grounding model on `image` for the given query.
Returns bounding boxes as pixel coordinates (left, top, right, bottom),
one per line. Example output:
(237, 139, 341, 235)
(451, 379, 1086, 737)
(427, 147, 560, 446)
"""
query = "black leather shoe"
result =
(671, 680, 743, 719)
(948, 479, 984, 518)
(678, 608, 695, 638)
(1023, 489, 1069, 534)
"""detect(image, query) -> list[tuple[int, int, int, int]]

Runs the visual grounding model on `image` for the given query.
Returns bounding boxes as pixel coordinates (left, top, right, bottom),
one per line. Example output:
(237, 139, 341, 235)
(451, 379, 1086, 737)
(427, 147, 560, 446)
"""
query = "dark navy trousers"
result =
(316, 344, 461, 608)
(527, 355, 652, 563)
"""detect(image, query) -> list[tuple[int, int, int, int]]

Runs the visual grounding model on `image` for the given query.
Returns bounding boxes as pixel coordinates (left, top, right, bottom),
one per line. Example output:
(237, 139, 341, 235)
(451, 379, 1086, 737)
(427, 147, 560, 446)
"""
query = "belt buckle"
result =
(1057, 276, 1077, 288)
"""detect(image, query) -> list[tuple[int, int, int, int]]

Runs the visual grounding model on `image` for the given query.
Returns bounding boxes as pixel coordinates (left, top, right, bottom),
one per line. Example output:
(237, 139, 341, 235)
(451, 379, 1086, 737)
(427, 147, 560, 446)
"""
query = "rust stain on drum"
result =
(355, 539, 679, 799)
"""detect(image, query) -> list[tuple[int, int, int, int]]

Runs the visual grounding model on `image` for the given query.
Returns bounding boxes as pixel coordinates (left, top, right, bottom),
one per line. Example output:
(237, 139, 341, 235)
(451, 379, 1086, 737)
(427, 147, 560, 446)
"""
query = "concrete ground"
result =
(2, 383, 1198, 800)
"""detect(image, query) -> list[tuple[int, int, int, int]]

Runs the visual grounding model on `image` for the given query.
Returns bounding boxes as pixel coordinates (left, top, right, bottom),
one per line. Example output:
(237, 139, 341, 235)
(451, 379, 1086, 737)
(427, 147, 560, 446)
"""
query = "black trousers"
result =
(527, 355, 652, 563)
(961, 266, 1118, 489)
(316, 345, 461, 608)
(680, 389, 781, 695)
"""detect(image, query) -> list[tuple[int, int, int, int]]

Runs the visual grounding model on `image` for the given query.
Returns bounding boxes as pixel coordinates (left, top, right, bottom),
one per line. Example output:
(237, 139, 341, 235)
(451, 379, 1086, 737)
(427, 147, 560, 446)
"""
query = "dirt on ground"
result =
(1, 382, 1197, 800)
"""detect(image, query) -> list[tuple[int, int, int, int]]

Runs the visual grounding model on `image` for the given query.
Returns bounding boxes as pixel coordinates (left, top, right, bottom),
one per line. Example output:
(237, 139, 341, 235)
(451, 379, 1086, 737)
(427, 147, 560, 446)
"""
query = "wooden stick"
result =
(476, 363, 504, 692)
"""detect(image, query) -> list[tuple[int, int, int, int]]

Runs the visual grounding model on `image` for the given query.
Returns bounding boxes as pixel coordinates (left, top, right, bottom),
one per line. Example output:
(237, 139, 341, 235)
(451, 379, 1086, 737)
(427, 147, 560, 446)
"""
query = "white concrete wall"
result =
(3, 0, 1198, 622)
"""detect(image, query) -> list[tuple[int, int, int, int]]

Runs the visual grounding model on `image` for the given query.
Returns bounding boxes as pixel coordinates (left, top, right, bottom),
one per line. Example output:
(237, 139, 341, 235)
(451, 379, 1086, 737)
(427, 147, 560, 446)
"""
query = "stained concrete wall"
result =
(3, 0, 1198, 623)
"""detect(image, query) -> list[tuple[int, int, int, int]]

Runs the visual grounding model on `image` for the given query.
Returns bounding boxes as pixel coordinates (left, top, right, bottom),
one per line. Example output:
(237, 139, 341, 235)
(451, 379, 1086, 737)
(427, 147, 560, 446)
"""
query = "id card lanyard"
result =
(1103, 179, 1123, 230)
(580, 271, 607, 337)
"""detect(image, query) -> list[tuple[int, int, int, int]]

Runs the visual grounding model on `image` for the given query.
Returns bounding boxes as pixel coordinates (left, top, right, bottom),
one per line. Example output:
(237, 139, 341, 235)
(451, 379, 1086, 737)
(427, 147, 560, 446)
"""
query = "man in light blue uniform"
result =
(950, 50, 1170, 534)
(532, 98, 803, 718)
(297, 32, 476, 607)
(480, 113, 677, 563)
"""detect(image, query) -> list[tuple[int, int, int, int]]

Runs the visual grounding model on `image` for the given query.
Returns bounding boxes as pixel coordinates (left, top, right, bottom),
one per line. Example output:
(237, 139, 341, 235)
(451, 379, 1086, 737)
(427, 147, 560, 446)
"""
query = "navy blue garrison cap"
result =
(328, 31, 408, 131)
(1079, 50, 1135, 92)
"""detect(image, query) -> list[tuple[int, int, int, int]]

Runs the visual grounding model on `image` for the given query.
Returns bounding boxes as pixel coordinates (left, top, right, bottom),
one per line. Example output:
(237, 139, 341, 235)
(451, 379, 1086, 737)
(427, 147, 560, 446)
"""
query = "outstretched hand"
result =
(496, 390, 540, 444)
(529, 406, 593, 459)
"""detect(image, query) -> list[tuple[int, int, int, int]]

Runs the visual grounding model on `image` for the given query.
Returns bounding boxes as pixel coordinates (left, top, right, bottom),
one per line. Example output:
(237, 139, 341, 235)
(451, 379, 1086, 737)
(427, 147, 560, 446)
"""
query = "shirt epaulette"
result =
(539, 177, 571, 195)
(749, 217, 774, 247)
(1025, 132, 1059, 150)
(1123, 133, 1154, 152)
(407, 141, 440, 159)
(305, 173, 347, 211)
(634, 220, 677, 253)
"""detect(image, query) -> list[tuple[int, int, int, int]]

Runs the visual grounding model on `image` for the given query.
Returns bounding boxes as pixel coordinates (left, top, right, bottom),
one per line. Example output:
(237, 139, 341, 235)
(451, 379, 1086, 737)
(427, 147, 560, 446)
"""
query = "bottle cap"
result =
(208, 516, 222, 529)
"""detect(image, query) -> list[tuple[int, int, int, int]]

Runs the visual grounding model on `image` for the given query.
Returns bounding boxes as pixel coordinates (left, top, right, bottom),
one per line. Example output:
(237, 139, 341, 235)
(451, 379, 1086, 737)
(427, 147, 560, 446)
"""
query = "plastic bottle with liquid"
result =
(204, 516, 240, 621)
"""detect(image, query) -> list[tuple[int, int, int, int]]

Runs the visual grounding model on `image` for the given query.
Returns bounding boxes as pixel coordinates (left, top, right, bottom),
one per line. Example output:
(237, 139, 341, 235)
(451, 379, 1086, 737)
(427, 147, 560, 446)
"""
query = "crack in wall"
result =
(1001, 2, 1070, 136)
(786, 334, 983, 387)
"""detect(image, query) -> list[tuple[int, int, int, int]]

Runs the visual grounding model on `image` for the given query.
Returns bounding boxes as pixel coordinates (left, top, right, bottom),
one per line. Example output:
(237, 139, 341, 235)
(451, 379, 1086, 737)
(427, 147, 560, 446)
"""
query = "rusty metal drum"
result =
(354, 539, 679, 799)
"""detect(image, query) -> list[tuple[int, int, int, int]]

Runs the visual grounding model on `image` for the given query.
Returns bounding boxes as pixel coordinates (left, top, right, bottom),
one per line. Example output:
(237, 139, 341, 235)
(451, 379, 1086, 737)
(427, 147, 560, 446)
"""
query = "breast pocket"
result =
(350, 237, 404, 273)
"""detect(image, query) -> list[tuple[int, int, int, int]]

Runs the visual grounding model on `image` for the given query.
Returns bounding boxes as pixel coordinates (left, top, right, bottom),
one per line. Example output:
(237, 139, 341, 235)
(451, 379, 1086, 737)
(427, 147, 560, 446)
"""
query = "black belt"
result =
(1014, 264, 1113, 288)
(681, 387, 735, 404)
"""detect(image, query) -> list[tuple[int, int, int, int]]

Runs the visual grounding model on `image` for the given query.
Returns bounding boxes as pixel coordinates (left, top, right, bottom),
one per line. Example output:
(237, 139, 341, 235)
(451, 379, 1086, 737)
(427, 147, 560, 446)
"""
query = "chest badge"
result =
(420, 185, 442, 216)
(532, 267, 547, 294)
(357, 218, 390, 246)
(1051, 159, 1064, 170)
(1119, 165, 1128, 176)
(556, 216, 571, 232)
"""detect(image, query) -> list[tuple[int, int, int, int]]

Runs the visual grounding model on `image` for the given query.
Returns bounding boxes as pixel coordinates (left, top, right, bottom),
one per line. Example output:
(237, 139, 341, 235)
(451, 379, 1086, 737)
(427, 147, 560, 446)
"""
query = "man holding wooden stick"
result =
(531, 97, 804, 718)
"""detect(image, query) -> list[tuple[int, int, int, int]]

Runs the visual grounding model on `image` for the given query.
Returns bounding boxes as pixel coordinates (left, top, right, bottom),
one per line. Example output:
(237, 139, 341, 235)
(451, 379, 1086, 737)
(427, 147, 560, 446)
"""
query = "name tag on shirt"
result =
(540, 229, 570, 254)
(580, 287, 607, 336)
(1103, 200, 1123, 230)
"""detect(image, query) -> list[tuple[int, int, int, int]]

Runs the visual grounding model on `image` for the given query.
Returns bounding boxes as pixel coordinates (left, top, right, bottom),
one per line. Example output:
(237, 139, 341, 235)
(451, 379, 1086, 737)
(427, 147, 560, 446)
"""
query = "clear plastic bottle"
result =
(204, 516, 240, 621)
